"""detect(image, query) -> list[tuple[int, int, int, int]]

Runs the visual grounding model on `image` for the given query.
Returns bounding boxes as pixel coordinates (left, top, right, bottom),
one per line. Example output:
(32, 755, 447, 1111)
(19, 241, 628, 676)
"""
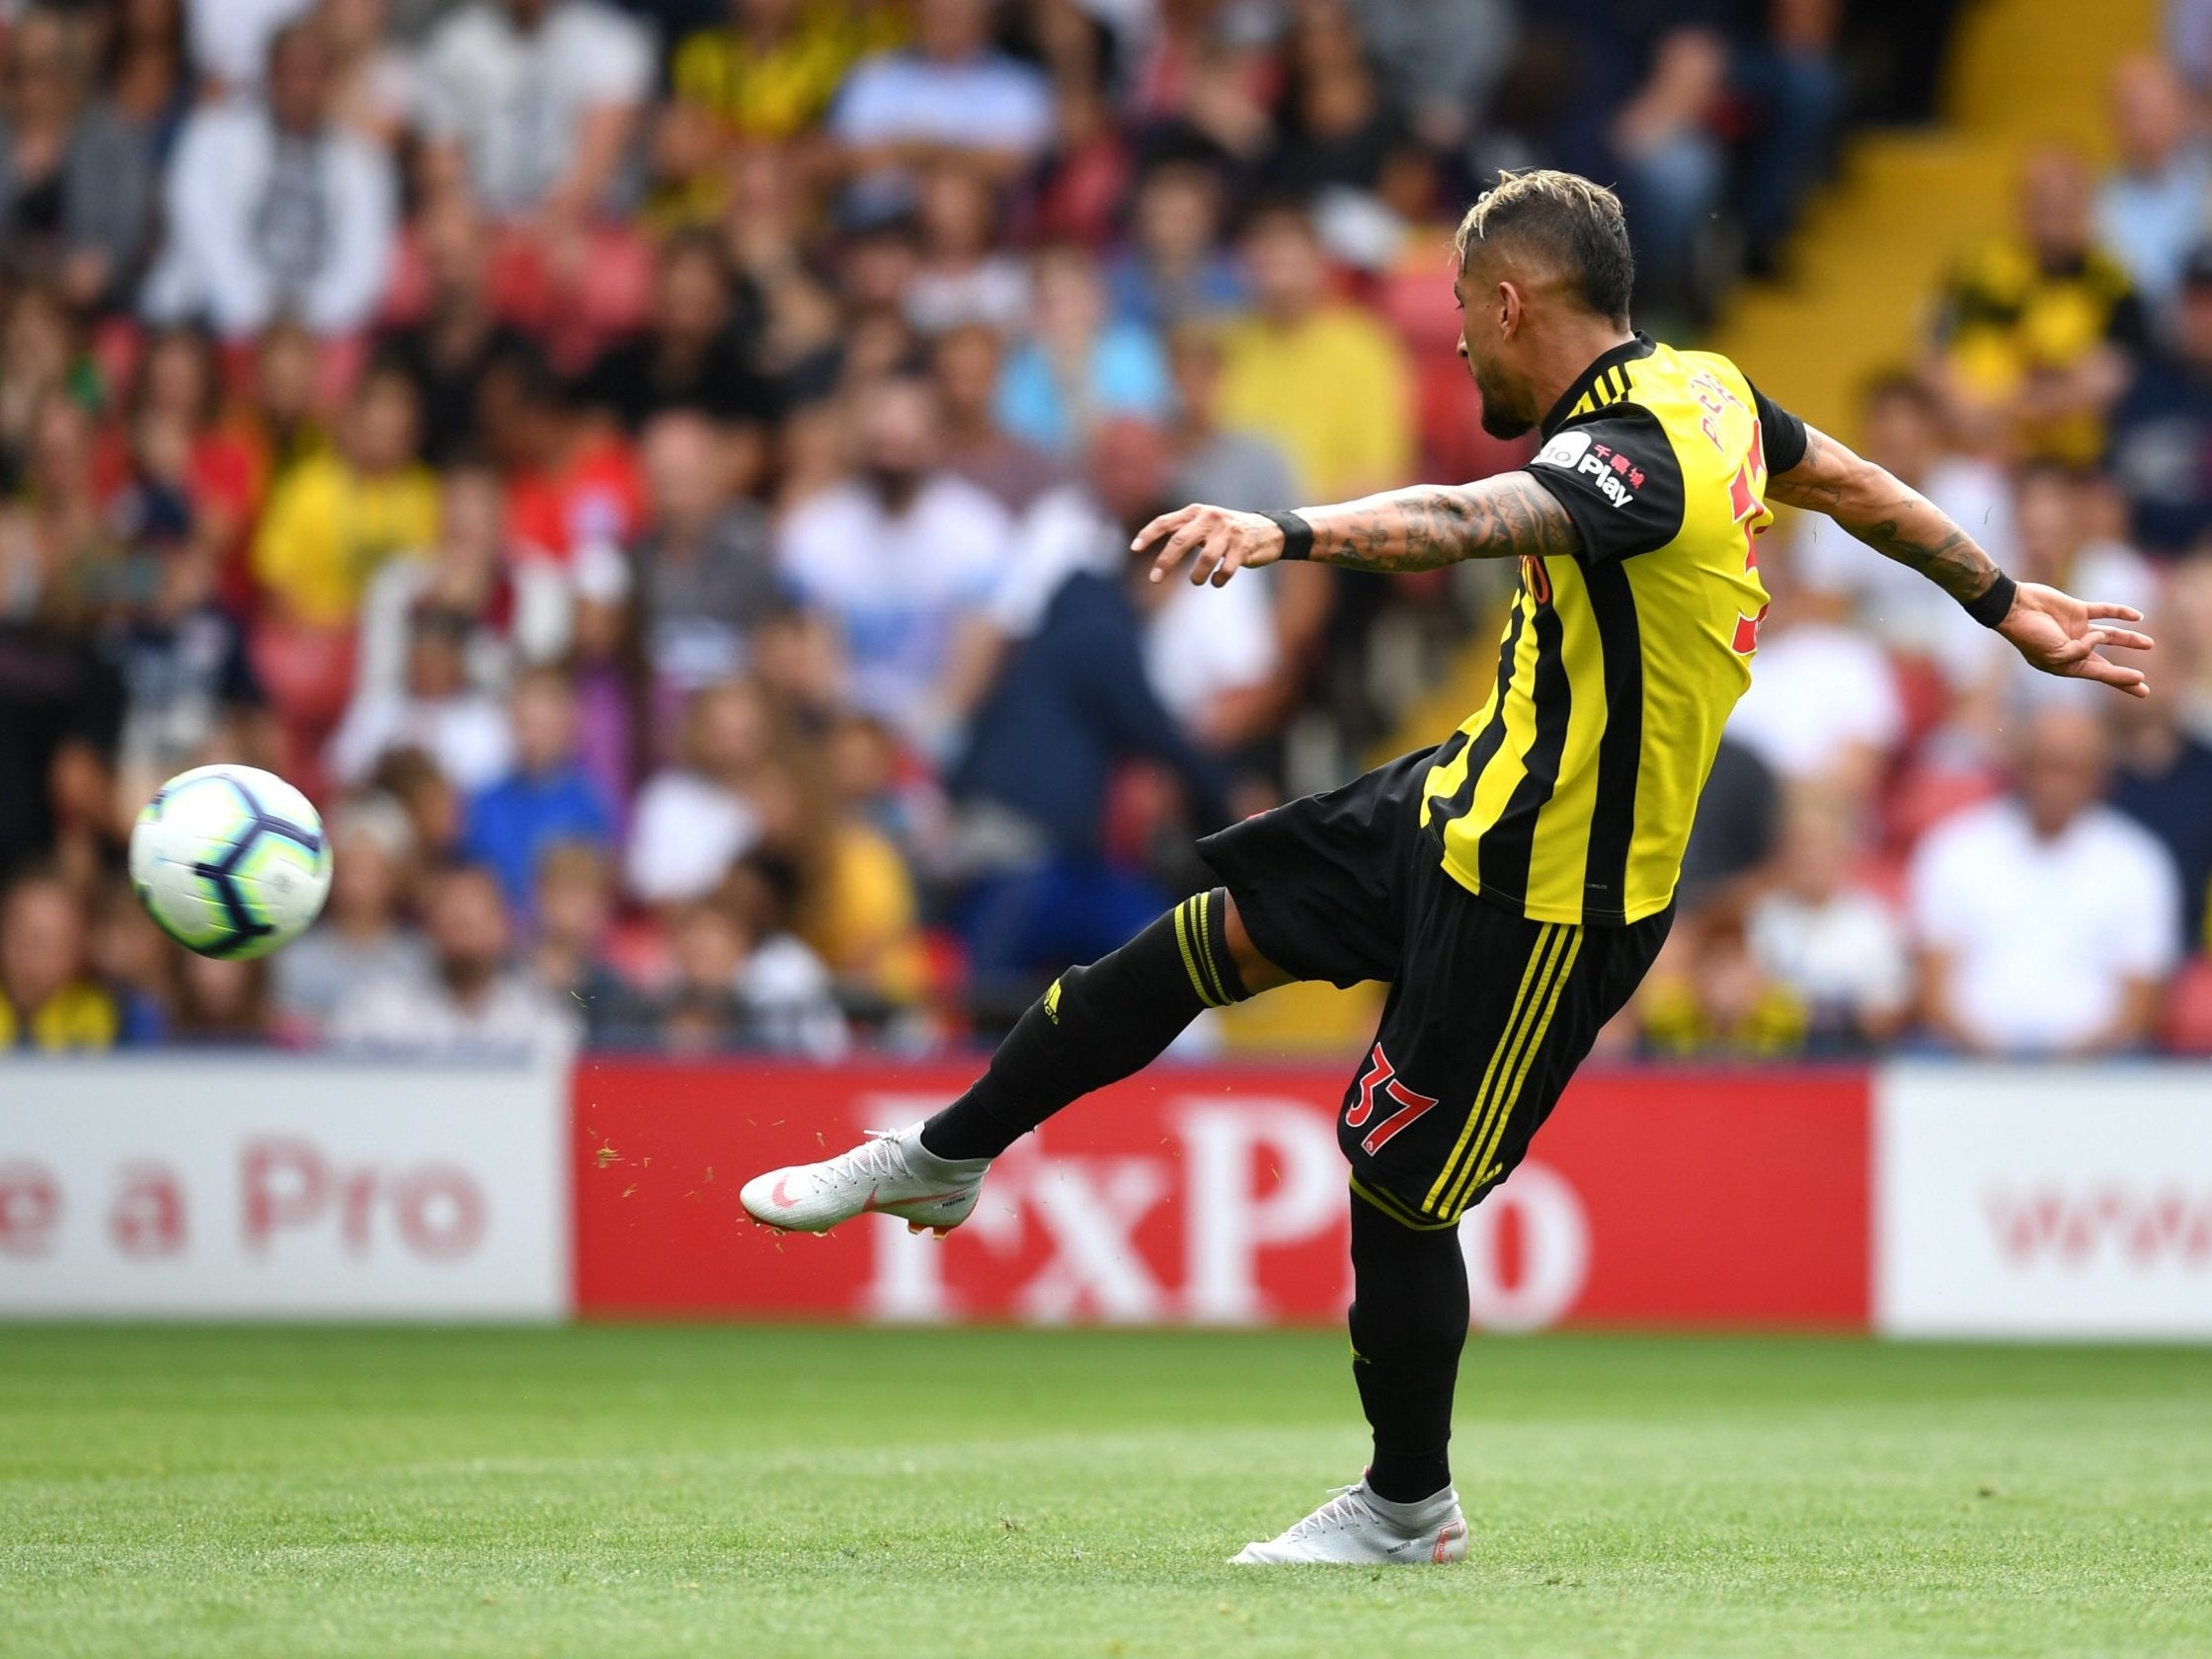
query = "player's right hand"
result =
(1997, 583, 2155, 698)
(1136, 504, 1285, 589)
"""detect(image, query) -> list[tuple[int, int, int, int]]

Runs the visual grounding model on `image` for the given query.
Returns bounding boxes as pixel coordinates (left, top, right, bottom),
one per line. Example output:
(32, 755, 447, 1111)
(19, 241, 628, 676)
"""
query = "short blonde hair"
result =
(1453, 170, 1635, 321)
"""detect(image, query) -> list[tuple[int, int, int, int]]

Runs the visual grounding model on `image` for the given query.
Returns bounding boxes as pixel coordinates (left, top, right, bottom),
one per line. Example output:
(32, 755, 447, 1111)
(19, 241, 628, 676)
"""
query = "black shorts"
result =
(1198, 747, 1672, 1228)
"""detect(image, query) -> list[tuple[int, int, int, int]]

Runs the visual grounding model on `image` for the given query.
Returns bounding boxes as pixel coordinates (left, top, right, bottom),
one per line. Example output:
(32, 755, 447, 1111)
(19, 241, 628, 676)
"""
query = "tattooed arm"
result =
(1135, 472, 1581, 586)
(1767, 423, 2156, 699)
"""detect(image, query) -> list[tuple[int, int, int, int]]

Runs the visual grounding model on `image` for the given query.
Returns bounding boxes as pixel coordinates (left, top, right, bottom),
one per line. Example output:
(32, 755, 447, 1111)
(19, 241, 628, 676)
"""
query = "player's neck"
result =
(1527, 321, 1640, 432)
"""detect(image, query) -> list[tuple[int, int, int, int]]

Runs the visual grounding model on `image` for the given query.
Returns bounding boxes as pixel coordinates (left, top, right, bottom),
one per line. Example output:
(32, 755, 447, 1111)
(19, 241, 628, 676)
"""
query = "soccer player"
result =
(740, 171, 2153, 1564)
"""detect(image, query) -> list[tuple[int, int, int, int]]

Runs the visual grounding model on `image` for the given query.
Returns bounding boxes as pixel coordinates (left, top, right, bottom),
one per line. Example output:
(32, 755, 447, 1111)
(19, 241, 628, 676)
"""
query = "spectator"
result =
(1746, 786, 1913, 1053)
(0, 867, 118, 1050)
(2096, 52, 2211, 317)
(996, 243, 1173, 459)
(355, 459, 569, 703)
(829, 0, 1055, 202)
(328, 606, 516, 790)
(1350, 0, 1515, 157)
(0, 7, 155, 313)
(185, 0, 313, 93)
(168, 954, 274, 1046)
(1218, 204, 1411, 501)
(476, 344, 644, 566)
(0, 433, 125, 879)
(774, 373, 1012, 752)
(272, 793, 428, 1035)
(625, 677, 776, 906)
(950, 514, 1232, 990)
(1165, 318, 1298, 513)
(1909, 705, 2181, 1056)
(144, 19, 398, 342)
(1791, 372, 2014, 680)
(632, 410, 783, 701)
(331, 860, 577, 1053)
(1676, 735, 1782, 916)
(416, 0, 653, 224)
(320, 0, 416, 150)
(1934, 145, 2145, 465)
(2108, 245, 2212, 557)
(662, 0, 894, 221)
(84, 874, 172, 1043)
(104, 538, 271, 815)
(461, 666, 615, 916)
(1725, 544, 1905, 801)
(120, 326, 264, 607)
(379, 196, 539, 467)
(1104, 160, 1246, 331)
(2108, 681, 2212, 951)
(370, 744, 463, 860)
(575, 229, 781, 435)
(253, 362, 438, 628)
(905, 161, 1030, 336)
(930, 322, 1064, 514)
(2008, 463, 2162, 696)
(1262, 0, 1405, 206)
(103, 0, 196, 165)
(799, 723, 928, 1014)
(526, 836, 628, 1020)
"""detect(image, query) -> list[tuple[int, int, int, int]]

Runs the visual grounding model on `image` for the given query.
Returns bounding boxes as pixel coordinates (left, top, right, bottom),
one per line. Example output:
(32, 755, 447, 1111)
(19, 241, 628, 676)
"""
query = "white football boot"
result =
(1231, 1477, 1468, 1566)
(740, 1123, 989, 1237)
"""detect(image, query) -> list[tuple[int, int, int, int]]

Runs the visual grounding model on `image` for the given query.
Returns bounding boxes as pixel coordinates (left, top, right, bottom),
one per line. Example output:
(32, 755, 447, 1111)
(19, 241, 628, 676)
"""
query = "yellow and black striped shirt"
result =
(1421, 334, 1802, 925)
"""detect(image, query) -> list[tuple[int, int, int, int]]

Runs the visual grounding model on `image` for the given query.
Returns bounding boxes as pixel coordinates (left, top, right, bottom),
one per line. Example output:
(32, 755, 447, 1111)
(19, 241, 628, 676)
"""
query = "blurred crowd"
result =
(12, 0, 2201, 1066)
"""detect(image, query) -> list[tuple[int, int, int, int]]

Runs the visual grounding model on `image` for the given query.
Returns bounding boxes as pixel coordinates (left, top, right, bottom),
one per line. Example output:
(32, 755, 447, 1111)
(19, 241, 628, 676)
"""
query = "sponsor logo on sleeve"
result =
(1533, 429, 1642, 509)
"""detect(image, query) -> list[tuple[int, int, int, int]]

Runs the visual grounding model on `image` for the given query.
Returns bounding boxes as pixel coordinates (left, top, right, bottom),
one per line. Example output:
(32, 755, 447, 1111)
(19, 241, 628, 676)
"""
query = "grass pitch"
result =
(4, 1326, 2210, 1658)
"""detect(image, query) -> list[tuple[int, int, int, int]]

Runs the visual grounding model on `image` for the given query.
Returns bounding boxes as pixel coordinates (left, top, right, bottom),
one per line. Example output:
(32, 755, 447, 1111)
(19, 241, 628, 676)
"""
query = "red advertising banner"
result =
(572, 1061, 1869, 1330)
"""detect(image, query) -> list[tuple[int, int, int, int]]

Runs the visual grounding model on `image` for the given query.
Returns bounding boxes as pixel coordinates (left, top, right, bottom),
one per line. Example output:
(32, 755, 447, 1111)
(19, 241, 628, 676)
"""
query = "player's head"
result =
(1451, 170, 1635, 439)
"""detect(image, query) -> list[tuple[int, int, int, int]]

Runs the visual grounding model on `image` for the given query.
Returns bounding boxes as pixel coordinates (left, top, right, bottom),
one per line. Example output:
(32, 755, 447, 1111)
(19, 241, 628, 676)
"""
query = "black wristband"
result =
(1265, 511, 1313, 561)
(1963, 571, 2017, 629)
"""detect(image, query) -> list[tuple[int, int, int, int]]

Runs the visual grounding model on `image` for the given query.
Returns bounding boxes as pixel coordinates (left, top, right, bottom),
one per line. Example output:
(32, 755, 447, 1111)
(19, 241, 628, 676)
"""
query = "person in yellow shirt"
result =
(1217, 205, 1414, 503)
(653, 0, 903, 224)
(1933, 147, 2147, 466)
(252, 363, 439, 628)
(0, 870, 119, 1052)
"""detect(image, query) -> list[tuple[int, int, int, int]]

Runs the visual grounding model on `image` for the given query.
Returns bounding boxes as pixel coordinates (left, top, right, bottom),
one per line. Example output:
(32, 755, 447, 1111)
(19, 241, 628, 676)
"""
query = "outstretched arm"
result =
(1767, 424, 2156, 699)
(1136, 473, 1581, 587)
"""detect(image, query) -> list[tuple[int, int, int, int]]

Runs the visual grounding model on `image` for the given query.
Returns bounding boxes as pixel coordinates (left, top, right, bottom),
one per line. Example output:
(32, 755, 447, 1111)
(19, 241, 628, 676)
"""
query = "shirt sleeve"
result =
(1522, 405, 1686, 562)
(1748, 380, 1809, 476)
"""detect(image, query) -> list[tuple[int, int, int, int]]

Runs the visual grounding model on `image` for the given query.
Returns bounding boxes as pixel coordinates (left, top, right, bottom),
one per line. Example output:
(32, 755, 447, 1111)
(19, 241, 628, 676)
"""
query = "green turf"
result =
(5, 1326, 2211, 1658)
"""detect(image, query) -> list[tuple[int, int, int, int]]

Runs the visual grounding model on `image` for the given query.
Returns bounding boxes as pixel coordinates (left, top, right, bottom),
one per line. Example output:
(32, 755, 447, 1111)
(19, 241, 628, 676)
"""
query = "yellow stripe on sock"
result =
(1423, 924, 1560, 1214)
(1172, 899, 1220, 1007)
(1192, 891, 1231, 1006)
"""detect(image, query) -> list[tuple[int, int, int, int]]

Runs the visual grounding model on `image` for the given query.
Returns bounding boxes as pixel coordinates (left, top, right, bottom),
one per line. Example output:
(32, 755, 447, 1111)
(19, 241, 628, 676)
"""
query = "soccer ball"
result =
(130, 764, 333, 960)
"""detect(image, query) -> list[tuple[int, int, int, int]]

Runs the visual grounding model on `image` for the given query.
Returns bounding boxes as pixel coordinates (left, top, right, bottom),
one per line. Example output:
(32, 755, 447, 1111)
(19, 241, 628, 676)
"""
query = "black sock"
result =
(1348, 1191, 1467, 1503)
(922, 890, 1248, 1161)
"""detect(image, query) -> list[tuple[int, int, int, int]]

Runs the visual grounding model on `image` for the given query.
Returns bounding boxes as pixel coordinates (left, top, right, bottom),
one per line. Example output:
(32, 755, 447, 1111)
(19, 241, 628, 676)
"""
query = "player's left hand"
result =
(1135, 504, 1285, 588)
(1997, 582, 2156, 698)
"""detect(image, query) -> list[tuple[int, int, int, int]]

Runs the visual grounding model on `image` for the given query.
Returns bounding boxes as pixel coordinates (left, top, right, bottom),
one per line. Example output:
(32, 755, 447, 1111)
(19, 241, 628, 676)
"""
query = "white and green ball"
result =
(129, 765, 333, 960)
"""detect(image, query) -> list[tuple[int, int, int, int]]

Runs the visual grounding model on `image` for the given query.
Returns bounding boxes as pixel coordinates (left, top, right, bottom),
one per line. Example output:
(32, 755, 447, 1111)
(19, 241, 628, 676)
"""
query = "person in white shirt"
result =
(1725, 541, 1905, 801)
(415, 0, 651, 222)
(327, 608, 516, 793)
(624, 678, 774, 907)
(333, 861, 578, 1055)
(775, 374, 1013, 757)
(1746, 785, 1912, 1051)
(143, 21, 397, 340)
(830, 0, 1055, 203)
(1908, 704, 2182, 1055)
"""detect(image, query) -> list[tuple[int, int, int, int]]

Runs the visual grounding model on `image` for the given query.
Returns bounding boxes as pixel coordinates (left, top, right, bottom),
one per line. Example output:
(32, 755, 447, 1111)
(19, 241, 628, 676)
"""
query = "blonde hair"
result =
(1453, 170, 1635, 321)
